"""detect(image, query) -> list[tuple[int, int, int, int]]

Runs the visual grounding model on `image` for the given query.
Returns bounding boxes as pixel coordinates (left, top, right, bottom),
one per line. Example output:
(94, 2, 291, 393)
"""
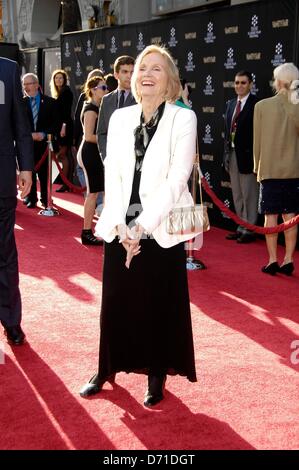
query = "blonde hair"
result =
(131, 45, 182, 104)
(50, 69, 68, 98)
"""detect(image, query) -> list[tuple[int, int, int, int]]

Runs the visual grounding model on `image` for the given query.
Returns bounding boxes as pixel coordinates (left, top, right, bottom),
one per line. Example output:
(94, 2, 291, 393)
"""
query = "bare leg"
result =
(282, 213, 297, 264)
(84, 192, 98, 230)
(264, 214, 278, 264)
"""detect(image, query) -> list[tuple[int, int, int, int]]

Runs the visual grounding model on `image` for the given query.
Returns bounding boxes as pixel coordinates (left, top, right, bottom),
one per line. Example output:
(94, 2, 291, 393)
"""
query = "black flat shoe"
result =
(79, 373, 116, 397)
(56, 185, 69, 193)
(261, 262, 279, 275)
(81, 229, 103, 246)
(144, 374, 166, 407)
(279, 262, 294, 276)
(4, 325, 25, 345)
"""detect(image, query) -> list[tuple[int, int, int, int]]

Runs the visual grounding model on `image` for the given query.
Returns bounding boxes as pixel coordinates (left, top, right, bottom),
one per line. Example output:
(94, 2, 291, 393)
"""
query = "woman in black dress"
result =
(77, 75, 108, 245)
(50, 69, 73, 192)
(80, 45, 201, 406)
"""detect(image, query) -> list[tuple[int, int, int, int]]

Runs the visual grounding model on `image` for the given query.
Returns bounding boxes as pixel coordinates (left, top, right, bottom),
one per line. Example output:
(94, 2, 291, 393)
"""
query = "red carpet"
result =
(0, 187, 298, 450)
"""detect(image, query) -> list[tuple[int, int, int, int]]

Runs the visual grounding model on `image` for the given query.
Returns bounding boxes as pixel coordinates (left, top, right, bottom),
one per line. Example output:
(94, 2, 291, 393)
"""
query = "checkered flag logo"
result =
(206, 75, 212, 86)
(251, 15, 258, 27)
(204, 172, 211, 185)
(275, 43, 283, 55)
(139, 32, 143, 42)
(170, 27, 175, 38)
(207, 22, 213, 33)
(205, 124, 211, 135)
(227, 48, 234, 59)
(188, 52, 193, 62)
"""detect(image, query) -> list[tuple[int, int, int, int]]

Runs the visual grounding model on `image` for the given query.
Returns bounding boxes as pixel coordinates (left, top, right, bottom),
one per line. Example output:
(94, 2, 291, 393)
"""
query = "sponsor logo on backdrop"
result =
(202, 107, 215, 113)
(151, 36, 162, 44)
(110, 36, 117, 54)
(203, 56, 216, 64)
(74, 46, 81, 52)
(221, 181, 232, 188)
(99, 59, 105, 72)
(225, 26, 238, 34)
(223, 81, 234, 88)
(203, 125, 213, 145)
(271, 42, 285, 66)
(168, 27, 178, 47)
(86, 40, 92, 56)
(122, 40, 131, 47)
(224, 48, 237, 70)
(248, 14, 261, 38)
(137, 32, 145, 51)
(203, 75, 215, 96)
(251, 73, 259, 95)
(246, 52, 261, 60)
(185, 52, 195, 72)
(272, 19, 289, 28)
(204, 171, 212, 188)
(75, 62, 82, 77)
(202, 154, 214, 161)
(204, 22, 216, 44)
(97, 43, 105, 50)
(185, 32, 196, 40)
(222, 199, 231, 219)
(64, 42, 71, 58)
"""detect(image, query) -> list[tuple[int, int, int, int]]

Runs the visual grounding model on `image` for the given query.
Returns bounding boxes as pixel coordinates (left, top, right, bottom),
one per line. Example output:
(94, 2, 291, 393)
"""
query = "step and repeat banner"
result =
(61, 0, 298, 229)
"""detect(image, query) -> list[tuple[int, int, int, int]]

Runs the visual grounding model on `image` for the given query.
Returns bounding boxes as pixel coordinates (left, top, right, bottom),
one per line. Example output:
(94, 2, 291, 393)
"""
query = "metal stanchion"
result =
(39, 134, 60, 217)
(186, 161, 206, 271)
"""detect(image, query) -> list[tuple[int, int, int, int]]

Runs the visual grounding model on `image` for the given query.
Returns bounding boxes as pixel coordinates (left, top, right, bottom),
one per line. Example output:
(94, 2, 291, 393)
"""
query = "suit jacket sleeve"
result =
(13, 63, 34, 171)
(253, 103, 261, 174)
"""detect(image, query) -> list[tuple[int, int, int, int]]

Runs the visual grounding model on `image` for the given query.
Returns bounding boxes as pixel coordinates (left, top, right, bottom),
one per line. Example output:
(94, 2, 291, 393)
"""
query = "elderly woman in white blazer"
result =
(80, 45, 200, 407)
(254, 62, 299, 276)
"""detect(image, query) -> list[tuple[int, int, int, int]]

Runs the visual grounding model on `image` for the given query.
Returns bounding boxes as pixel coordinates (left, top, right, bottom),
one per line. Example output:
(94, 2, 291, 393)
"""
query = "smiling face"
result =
(136, 52, 169, 101)
(234, 74, 252, 99)
(54, 73, 66, 89)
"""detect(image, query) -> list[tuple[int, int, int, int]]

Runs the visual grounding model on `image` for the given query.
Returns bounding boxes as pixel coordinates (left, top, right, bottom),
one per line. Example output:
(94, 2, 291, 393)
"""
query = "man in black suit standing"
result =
(0, 57, 33, 345)
(223, 70, 259, 243)
(96, 55, 135, 161)
(22, 73, 58, 208)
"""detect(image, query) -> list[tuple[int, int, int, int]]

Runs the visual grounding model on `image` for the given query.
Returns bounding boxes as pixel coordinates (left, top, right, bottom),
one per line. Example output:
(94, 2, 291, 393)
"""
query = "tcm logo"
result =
(185, 52, 195, 72)
(224, 48, 237, 70)
(64, 41, 71, 58)
(248, 14, 261, 38)
(203, 75, 215, 96)
(110, 36, 118, 54)
(290, 340, 299, 365)
(86, 39, 92, 57)
(271, 42, 286, 66)
(168, 27, 178, 48)
(203, 125, 213, 145)
(75, 61, 82, 77)
(136, 32, 145, 52)
(204, 22, 216, 44)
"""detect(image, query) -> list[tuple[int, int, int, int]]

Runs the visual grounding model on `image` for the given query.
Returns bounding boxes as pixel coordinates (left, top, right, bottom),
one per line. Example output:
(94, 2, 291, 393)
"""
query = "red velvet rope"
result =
(52, 153, 86, 193)
(201, 176, 299, 234)
(34, 147, 48, 172)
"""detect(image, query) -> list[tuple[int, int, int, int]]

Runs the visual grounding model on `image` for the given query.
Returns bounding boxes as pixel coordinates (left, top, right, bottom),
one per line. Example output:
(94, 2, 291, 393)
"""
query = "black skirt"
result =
(97, 237, 197, 382)
(259, 178, 299, 214)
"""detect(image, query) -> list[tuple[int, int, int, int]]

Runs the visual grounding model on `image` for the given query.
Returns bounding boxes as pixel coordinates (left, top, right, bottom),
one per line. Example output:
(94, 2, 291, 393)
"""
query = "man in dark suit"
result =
(22, 73, 58, 208)
(96, 55, 136, 161)
(0, 57, 34, 345)
(223, 70, 259, 243)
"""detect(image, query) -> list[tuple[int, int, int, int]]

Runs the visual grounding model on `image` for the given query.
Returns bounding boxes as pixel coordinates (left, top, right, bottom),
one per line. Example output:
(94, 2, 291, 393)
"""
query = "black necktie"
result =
(118, 90, 125, 108)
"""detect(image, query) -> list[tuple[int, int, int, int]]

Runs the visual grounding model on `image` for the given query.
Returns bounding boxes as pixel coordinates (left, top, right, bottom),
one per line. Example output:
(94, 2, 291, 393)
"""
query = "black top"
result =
(80, 101, 99, 134)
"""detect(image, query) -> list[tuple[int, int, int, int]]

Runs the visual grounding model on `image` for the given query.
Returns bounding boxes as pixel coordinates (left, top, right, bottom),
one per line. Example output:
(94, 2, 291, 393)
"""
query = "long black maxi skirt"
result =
(97, 237, 197, 382)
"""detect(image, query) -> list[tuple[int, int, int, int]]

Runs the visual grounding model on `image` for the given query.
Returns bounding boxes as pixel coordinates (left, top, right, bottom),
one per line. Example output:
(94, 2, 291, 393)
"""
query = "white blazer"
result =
(95, 102, 200, 248)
